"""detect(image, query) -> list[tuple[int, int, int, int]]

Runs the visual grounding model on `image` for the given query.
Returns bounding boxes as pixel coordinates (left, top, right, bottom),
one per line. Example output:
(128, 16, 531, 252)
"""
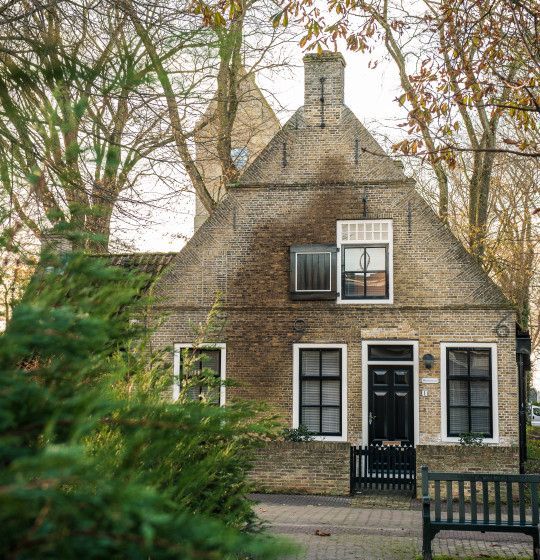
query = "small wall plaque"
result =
(421, 377, 439, 384)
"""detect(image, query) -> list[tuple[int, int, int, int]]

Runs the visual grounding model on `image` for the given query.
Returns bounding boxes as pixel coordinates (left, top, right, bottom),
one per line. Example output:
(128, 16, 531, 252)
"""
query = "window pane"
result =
(301, 380, 320, 405)
(470, 350, 490, 377)
(322, 380, 340, 405)
(321, 408, 340, 433)
(344, 273, 365, 297)
(449, 407, 469, 434)
(365, 247, 386, 271)
(471, 408, 491, 434)
(448, 350, 468, 376)
(200, 350, 220, 373)
(368, 345, 413, 361)
(297, 252, 331, 291)
(366, 272, 387, 297)
(470, 380, 490, 406)
(301, 408, 320, 433)
(187, 385, 202, 401)
(321, 350, 340, 376)
(449, 379, 468, 406)
(344, 247, 365, 271)
(301, 350, 320, 376)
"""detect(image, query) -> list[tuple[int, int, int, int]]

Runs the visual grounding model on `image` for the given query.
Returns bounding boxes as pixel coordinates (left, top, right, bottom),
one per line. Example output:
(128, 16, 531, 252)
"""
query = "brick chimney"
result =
(303, 51, 346, 127)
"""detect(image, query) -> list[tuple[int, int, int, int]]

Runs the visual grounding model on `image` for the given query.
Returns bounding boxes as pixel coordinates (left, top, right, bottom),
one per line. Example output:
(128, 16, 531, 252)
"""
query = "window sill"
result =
(440, 436, 500, 445)
(290, 292, 337, 301)
(309, 434, 347, 442)
(337, 298, 393, 305)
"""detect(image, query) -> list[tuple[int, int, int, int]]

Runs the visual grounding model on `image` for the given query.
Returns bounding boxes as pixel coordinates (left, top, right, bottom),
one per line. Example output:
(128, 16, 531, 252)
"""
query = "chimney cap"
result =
(303, 51, 346, 67)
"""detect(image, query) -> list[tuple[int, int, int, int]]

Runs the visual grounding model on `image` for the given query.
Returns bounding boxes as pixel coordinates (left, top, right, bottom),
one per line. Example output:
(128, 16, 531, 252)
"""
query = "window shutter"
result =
(289, 244, 337, 300)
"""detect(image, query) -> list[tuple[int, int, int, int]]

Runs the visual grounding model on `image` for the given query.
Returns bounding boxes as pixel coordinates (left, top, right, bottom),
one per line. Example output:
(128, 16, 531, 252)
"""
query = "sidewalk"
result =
(252, 493, 532, 560)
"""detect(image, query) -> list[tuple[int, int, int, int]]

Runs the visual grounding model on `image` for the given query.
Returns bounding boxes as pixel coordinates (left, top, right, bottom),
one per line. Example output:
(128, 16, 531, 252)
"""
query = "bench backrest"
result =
(422, 465, 540, 527)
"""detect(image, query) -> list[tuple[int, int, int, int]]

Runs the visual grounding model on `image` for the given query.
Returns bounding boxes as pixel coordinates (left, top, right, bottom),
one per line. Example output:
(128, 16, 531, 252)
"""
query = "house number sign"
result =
(421, 377, 439, 384)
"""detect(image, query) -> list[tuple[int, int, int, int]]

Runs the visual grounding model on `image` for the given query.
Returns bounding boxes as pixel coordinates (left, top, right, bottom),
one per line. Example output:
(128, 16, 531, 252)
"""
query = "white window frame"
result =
(361, 340, 419, 446)
(292, 343, 348, 442)
(173, 343, 226, 405)
(295, 251, 332, 292)
(440, 342, 499, 444)
(336, 219, 394, 304)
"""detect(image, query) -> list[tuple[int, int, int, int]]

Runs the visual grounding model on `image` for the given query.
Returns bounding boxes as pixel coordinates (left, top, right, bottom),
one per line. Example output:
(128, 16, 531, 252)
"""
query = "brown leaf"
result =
(315, 529, 331, 537)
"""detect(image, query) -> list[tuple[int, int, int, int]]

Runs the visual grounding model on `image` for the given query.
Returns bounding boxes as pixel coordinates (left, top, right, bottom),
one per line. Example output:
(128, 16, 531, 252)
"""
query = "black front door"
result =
(368, 364, 414, 444)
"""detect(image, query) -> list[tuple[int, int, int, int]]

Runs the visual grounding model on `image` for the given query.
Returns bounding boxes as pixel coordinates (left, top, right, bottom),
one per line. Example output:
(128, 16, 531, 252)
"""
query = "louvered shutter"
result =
(289, 244, 337, 300)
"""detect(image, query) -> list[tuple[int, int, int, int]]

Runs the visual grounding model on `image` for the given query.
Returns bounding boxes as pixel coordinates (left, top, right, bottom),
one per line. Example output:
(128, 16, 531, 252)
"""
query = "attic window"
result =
(231, 147, 249, 170)
(337, 220, 394, 304)
(290, 244, 337, 300)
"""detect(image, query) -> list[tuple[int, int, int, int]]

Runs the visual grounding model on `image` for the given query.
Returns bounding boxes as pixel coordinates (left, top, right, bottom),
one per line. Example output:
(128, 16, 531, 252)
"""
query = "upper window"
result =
(231, 147, 249, 169)
(299, 348, 342, 436)
(446, 347, 493, 438)
(337, 220, 393, 303)
(289, 244, 337, 300)
(173, 345, 225, 404)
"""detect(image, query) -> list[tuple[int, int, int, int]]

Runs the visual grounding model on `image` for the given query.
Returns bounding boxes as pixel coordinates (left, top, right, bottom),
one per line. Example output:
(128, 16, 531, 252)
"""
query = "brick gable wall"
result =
(150, 53, 519, 493)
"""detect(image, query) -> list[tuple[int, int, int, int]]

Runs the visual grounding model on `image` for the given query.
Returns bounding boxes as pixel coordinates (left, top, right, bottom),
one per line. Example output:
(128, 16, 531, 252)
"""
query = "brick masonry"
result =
(150, 52, 520, 494)
(248, 441, 350, 495)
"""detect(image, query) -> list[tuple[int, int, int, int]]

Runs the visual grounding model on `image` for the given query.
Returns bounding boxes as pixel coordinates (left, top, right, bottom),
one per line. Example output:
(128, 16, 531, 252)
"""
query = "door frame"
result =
(361, 340, 419, 446)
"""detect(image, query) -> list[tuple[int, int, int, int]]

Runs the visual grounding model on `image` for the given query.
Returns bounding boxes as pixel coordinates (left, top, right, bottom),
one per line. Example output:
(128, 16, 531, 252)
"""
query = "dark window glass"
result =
(368, 345, 413, 361)
(447, 348, 492, 437)
(297, 252, 331, 291)
(299, 349, 342, 436)
(342, 245, 388, 299)
(180, 349, 221, 404)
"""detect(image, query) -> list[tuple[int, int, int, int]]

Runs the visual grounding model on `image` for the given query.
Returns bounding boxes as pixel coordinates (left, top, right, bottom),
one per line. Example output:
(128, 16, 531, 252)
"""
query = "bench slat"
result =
(532, 482, 539, 525)
(495, 481, 502, 525)
(519, 483, 526, 526)
(459, 480, 465, 522)
(435, 480, 441, 521)
(471, 480, 477, 524)
(507, 482, 514, 525)
(447, 480, 453, 522)
(483, 481, 489, 524)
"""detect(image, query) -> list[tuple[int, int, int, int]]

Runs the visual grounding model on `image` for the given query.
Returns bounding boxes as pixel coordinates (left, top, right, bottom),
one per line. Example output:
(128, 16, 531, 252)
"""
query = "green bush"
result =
(0, 248, 292, 559)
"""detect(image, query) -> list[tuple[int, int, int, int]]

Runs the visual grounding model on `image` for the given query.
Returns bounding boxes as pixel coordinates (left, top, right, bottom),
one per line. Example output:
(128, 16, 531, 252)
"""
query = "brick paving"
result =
(251, 494, 532, 559)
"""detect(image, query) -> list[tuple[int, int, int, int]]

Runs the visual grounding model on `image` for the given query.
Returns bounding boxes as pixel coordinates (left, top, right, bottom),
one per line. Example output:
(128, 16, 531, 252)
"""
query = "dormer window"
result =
(337, 220, 393, 304)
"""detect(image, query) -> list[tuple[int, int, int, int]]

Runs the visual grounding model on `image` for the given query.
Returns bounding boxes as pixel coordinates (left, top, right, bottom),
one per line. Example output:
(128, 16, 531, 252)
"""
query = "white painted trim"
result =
(292, 343, 348, 442)
(336, 219, 394, 305)
(294, 251, 332, 292)
(361, 340, 419, 446)
(440, 342, 499, 444)
(172, 343, 226, 406)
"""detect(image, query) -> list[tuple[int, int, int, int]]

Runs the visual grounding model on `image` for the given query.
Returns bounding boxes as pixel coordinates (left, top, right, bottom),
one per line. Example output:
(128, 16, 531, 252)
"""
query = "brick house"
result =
(148, 52, 523, 495)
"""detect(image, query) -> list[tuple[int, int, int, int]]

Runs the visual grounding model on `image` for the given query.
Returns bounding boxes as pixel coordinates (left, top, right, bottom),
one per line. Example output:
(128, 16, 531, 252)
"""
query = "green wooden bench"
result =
(421, 465, 540, 560)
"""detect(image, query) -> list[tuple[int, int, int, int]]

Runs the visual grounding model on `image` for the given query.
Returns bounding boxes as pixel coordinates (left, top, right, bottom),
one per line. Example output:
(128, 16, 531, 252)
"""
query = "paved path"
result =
(251, 493, 532, 559)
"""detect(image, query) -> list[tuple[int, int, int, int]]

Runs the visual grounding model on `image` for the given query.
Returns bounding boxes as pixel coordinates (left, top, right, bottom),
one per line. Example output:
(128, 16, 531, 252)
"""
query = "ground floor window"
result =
(173, 344, 225, 404)
(445, 346, 494, 438)
(297, 347, 343, 437)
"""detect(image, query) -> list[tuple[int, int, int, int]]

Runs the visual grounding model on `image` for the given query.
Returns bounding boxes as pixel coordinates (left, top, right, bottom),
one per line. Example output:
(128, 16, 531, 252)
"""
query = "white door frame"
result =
(361, 340, 419, 446)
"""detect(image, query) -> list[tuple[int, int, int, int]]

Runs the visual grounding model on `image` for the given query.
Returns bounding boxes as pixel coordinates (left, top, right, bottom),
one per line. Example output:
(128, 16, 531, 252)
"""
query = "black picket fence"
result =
(350, 444, 416, 495)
